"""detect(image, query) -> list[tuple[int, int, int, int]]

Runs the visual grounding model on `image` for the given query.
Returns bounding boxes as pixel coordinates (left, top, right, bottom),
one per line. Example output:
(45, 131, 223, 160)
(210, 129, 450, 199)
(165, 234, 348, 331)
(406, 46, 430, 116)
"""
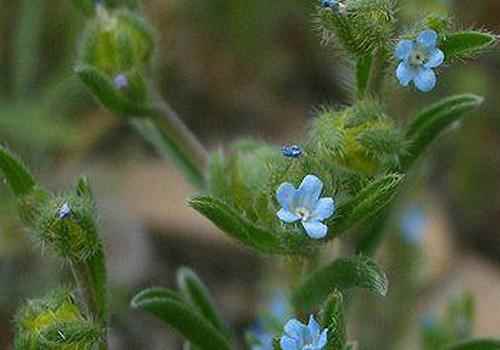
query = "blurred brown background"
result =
(1, 0, 500, 349)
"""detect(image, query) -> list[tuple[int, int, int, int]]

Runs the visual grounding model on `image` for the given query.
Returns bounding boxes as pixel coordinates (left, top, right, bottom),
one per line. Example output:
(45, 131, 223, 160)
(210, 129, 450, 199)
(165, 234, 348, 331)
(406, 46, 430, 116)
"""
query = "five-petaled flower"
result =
(395, 30, 445, 92)
(276, 175, 335, 239)
(280, 315, 328, 350)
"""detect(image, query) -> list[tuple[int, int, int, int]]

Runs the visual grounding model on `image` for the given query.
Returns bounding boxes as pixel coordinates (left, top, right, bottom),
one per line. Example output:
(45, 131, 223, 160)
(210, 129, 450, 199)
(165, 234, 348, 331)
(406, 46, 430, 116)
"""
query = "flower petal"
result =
(316, 329, 328, 348)
(417, 30, 438, 49)
(394, 40, 414, 60)
(311, 198, 335, 221)
(396, 62, 417, 87)
(307, 315, 321, 339)
(280, 335, 299, 350)
(276, 182, 297, 210)
(296, 175, 323, 209)
(414, 67, 437, 92)
(302, 221, 328, 239)
(284, 318, 307, 338)
(277, 208, 301, 223)
(424, 48, 444, 68)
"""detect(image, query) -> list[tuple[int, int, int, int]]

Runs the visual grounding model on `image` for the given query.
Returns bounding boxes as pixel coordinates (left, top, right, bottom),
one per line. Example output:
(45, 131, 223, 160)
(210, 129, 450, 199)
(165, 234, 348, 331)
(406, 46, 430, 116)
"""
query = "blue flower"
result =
(321, 0, 337, 8)
(281, 145, 303, 158)
(276, 175, 335, 239)
(400, 206, 427, 245)
(250, 326, 274, 350)
(58, 203, 72, 220)
(395, 30, 445, 92)
(113, 73, 129, 90)
(280, 315, 328, 350)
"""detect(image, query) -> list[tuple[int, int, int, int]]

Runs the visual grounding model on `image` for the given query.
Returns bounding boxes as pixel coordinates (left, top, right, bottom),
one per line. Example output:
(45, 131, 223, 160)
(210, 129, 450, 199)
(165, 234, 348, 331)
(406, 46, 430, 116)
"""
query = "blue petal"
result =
(307, 315, 321, 339)
(414, 67, 437, 92)
(394, 40, 414, 61)
(296, 175, 323, 210)
(424, 48, 444, 68)
(280, 335, 299, 350)
(276, 183, 297, 210)
(396, 62, 417, 87)
(316, 329, 328, 349)
(277, 209, 301, 223)
(284, 319, 307, 338)
(312, 198, 335, 221)
(302, 221, 328, 239)
(417, 30, 438, 49)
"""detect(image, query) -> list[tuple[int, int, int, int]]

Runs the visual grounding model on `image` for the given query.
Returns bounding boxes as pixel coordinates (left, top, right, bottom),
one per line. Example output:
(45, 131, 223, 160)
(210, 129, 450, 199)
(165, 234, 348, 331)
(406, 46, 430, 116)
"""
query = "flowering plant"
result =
(1, 0, 499, 349)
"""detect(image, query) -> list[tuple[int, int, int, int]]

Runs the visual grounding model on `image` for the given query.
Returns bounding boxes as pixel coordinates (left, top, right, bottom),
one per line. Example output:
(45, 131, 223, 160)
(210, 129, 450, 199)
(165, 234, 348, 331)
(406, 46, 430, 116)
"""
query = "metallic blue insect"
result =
(281, 144, 303, 158)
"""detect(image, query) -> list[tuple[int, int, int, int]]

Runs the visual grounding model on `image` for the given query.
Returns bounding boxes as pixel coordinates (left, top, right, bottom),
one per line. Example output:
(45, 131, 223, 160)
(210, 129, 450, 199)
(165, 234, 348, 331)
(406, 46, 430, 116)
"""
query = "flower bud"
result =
(14, 289, 102, 349)
(78, 7, 154, 77)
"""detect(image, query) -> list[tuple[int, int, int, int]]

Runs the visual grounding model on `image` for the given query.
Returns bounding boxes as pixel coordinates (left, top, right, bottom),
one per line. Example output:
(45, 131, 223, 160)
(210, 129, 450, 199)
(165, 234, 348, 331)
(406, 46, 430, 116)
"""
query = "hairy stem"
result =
(70, 249, 108, 348)
(140, 95, 208, 188)
(365, 48, 388, 98)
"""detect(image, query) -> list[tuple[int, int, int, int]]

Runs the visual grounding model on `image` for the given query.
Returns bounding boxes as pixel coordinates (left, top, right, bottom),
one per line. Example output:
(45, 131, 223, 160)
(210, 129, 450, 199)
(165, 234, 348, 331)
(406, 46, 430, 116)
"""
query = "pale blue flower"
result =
(114, 73, 129, 89)
(276, 175, 335, 239)
(58, 202, 72, 220)
(280, 315, 328, 350)
(395, 30, 445, 92)
(400, 206, 427, 244)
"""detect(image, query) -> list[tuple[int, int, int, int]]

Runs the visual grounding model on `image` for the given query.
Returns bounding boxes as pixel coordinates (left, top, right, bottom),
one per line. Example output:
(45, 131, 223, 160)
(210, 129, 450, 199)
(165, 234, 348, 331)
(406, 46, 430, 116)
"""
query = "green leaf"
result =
(446, 339, 500, 350)
(189, 196, 313, 255)
(176, 267, 228, 335)
(329, 173, 404, 236)
(0, 145, 37, 197)
(76, 64, 151, 116)
(321, 291, 346, 350)
(441, 31, 497, 62)
(403, 94, 483, 169)
(292, 255, 388, 311)
(131, 288, 232, 350)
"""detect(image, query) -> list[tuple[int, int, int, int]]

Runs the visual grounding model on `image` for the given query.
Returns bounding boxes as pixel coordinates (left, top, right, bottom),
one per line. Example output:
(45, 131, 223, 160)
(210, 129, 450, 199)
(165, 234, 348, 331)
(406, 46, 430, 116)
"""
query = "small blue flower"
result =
(280, 315, 328, 350)
(58, 203, 72, 220)
(113, 73, 129, 90)
(281, 145, 303, 158)
(400, 206, 427, 245)
(321, 0, 337, 8)
(395, 30, 445, 92)
(276, 175, 335, 239)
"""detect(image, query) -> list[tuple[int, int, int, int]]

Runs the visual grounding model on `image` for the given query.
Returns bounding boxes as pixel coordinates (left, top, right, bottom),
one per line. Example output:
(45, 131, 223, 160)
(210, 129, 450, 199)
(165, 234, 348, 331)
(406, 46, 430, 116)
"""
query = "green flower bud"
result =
(14, 289, 102, 349)
(311, 100, 407, 175)
(78, 7, 154, 76)
(32, 186, 102, 262)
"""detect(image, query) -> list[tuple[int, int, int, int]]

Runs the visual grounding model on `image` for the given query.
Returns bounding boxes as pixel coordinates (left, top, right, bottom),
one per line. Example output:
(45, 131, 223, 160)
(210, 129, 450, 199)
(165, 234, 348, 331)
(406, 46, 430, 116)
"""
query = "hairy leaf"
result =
(321, 291, 346, 350)
(189, 196, 315, 255)
(442, 31, 497, 62)
(0, 145, 37, 197)
(131, 288, 232, 350)
(292, 255, 388, 310)
(177, 267, 228, 335)
(76, 64, 151, 116)
(403, 94, 483, 168)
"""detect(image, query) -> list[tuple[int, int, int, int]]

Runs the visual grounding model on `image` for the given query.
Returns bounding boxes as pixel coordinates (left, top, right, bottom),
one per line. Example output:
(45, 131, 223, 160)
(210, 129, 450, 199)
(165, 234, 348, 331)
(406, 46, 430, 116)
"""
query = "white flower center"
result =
(295, 207, 311, 221)
(410, 49, 427, 66)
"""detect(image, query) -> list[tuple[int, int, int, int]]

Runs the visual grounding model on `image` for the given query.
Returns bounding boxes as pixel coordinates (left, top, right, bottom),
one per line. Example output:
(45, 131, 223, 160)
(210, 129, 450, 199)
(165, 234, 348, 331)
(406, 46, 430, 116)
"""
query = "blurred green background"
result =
(1, 0, 500, 349)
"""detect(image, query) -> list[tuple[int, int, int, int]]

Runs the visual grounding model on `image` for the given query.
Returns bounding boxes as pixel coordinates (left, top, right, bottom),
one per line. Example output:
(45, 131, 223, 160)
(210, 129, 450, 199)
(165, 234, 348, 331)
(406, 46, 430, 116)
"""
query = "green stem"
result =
(70, 249, 108, 348)
(365, 48, 387, 98)
(133, 95, 208, 189)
